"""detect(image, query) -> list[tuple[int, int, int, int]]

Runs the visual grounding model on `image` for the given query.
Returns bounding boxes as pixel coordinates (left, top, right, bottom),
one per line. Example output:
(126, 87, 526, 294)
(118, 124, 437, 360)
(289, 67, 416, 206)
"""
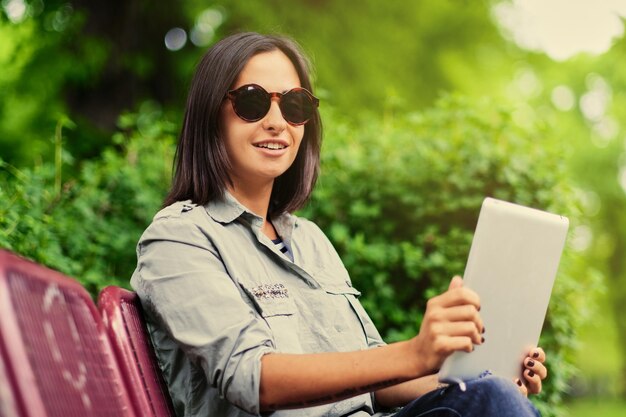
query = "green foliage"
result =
(300, 96, 591, 416)
(566, 398, 626, 417)
(0, 102, 175, 295)
(0, 96, 591, 413)
(214, 0, 512, 114)
(0, 0, 194, 166)
(0, 3, 106, 165)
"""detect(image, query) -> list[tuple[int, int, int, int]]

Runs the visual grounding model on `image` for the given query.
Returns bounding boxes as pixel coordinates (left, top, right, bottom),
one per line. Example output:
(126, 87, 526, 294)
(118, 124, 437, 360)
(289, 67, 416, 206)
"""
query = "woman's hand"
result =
(515, 347, 548, 396)
(409, 276, 484, 375)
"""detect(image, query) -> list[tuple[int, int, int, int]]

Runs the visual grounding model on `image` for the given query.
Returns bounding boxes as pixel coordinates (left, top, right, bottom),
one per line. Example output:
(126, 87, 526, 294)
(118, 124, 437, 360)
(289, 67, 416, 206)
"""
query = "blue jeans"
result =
(391, 377, 541, 417)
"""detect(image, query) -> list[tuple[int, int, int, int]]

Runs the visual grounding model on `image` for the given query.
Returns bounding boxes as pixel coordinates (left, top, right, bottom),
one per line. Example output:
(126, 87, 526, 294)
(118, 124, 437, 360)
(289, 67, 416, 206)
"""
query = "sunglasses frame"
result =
(226, 83, 319, 126)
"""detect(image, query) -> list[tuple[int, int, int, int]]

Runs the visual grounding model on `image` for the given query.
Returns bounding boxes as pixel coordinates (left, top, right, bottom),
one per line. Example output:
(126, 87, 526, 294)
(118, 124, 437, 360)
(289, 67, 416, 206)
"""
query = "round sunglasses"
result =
(226, 83, 319, 126)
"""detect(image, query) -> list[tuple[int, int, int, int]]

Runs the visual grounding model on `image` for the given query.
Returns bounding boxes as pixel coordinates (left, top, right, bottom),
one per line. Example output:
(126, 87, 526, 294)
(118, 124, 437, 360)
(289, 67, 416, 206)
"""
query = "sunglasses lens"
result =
(281, 91, 315, 125)
(234, 87, 269, 121)
(229, 85, 318, 125)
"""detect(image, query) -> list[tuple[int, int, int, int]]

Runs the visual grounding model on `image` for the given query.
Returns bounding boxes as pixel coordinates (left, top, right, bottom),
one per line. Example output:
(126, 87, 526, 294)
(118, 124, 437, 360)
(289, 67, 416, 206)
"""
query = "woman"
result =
(131, 32, 546, 417)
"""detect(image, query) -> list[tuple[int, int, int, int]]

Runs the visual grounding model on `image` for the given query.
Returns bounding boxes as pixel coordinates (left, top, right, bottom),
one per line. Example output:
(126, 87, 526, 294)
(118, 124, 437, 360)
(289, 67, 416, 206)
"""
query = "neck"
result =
(227, 179, 277, 239)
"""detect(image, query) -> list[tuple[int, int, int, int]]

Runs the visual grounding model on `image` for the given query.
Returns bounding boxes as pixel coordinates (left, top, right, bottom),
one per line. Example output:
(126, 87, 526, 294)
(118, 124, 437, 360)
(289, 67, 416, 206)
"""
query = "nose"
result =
(262, 97, 287, 132)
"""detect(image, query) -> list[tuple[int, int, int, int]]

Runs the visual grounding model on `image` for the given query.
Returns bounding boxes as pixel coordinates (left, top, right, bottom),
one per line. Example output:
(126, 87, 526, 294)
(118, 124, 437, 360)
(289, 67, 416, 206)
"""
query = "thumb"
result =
(448, 275, 464, 291)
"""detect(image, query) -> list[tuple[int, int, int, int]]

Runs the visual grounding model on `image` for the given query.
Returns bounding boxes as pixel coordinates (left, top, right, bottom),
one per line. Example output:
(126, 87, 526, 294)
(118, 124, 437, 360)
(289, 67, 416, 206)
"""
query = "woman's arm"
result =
(260, 276, 484, 411)
(373, 374, 439, 409)
(260, 341, 420, 410)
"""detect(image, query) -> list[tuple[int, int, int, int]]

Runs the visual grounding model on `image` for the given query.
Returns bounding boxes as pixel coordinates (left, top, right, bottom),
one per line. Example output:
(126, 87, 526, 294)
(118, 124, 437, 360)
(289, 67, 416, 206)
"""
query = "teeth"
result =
(255, 142, 286, 150)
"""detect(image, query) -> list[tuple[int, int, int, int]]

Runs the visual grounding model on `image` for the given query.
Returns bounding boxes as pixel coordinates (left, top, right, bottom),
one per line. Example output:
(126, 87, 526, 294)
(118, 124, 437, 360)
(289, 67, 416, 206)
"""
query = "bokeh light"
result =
(551, 85, 575, 112)
(580, 75, 611, 122)
(571, 224, 593, 252)
(493, 0, 626, 61)
(619, 165, 626, 194)
(164, 28, 187, 51)
(513, 67, 542, 98)
(3, 0, 27, 23)
(190, 8, 224, 47)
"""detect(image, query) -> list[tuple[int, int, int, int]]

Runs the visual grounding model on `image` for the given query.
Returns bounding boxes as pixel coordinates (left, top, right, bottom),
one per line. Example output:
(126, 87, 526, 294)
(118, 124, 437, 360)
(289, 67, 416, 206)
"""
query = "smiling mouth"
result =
(254, 142, 288, 150)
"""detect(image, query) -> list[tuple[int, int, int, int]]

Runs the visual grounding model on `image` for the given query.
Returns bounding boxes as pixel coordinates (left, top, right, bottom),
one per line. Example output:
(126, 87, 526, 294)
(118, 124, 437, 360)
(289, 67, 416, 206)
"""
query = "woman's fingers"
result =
(425, 302, 484, 345)
(440, 304, 484, 329)
(413, 276, 484, 372)
(523, 368, 543, 394)
(528, 347, 546, 363)
(435, 286, 481, 311)
(515, 378, 529, 397)
(431, 321, 484, 345)
(523, 356, 548, 380)
(448, 275, 464, 290)
(433, 335, 476, 354)
(521, 347, 547, 395)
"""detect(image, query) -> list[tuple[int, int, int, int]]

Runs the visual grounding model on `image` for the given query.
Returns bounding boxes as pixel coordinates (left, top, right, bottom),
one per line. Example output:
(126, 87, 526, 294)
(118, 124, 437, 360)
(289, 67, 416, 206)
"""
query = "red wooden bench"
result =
(0, 249, 174, 417)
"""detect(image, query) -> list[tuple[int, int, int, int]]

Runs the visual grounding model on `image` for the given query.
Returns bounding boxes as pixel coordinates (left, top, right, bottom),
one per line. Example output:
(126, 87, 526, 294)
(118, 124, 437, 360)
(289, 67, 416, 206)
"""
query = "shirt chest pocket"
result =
(244, 284, 304, 354)
(314, 273, 369, 351)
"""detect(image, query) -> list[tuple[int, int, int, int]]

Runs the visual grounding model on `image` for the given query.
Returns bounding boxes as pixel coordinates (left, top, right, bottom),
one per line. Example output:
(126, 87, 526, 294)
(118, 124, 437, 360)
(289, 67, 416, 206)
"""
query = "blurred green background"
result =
(1, 1, 625, 415)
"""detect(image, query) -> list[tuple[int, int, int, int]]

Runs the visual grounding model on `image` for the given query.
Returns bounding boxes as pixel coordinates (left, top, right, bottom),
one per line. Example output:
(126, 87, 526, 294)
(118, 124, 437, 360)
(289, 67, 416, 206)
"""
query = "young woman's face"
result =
(220, 49, 305, 190)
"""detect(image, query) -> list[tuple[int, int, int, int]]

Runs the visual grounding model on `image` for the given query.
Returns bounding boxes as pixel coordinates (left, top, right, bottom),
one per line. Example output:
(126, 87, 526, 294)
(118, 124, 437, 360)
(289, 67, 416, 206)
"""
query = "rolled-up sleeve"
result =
(132, 215, 275, 415)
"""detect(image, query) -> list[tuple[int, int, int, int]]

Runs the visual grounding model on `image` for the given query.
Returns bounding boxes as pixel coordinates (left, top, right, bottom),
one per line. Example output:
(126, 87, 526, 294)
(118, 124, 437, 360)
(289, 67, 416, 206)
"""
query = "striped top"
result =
(272, 237, 289, 254)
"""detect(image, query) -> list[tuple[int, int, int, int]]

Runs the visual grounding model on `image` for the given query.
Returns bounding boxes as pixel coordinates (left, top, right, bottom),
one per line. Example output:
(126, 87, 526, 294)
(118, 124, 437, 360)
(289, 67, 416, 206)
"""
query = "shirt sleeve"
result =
(131, 214, 275, 415)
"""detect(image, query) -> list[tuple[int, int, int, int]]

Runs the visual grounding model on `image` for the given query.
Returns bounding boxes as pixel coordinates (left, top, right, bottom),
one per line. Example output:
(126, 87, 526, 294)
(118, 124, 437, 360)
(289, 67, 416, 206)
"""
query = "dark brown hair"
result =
(163, 32, 322, 216)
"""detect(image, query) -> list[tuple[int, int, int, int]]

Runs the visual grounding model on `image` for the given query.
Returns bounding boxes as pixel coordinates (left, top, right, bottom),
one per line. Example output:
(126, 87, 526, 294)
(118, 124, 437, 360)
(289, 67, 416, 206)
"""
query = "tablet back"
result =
(438, 198, 569, 383)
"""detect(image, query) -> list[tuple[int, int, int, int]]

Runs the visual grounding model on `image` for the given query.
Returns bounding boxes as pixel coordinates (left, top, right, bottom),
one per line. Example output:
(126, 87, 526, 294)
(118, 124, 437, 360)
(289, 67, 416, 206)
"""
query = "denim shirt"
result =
(130, 193, 387, 417)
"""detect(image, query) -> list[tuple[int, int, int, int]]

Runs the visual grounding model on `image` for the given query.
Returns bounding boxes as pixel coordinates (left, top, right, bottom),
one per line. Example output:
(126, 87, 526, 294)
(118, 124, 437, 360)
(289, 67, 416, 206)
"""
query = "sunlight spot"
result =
(593, 117, 619, 141)
(165, 28, 187, 51)
(580, 92, 608, 122)
(514, 67, 542, 98)
(571, 225, 593, 252)
(190, 25, 214, 47)
(619, 165, 626, 194)
(190, 8, 224, 47)
(551, 85, 575, 111)
(591, 130, 612, 149)
(579, 190, 601, 217)
(3, 0, 27, 23)
(51, 4, 73, 32)
(511, 103, 536, 127)
(198, 8, 224, 28)
(493, 0, 626, 61)
(586, 73, 612, 95)
(580, 75, 611, 122)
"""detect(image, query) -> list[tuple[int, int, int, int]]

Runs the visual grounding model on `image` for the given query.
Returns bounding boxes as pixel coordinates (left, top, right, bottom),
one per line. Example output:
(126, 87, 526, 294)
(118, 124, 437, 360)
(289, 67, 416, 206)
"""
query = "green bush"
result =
(301, 95, 591, 416)
(0, 102, 176, 294)
(0, 96, 591, 415)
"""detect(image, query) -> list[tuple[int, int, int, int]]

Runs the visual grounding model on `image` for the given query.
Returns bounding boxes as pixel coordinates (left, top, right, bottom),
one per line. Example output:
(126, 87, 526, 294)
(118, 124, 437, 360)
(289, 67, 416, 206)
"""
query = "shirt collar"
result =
(271, 211, 298, 247)
(204, 191, 298, 233)
(204, 191, 251, 224)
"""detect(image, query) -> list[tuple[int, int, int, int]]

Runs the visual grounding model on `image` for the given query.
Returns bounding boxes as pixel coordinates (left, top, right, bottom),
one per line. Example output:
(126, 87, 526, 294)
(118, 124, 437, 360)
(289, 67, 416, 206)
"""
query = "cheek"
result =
(222, 118, 254, 153)
(292, 126, 305, 147)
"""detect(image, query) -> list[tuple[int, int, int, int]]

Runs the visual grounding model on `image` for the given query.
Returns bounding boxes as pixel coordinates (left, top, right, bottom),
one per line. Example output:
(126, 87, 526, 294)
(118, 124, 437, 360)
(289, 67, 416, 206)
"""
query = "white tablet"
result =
(438, 197, 569, 383)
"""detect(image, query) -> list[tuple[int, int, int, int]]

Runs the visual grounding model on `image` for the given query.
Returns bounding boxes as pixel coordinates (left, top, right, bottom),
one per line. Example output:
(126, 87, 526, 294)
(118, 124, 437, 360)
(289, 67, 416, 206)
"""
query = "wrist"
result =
(398, 339, 429, 379)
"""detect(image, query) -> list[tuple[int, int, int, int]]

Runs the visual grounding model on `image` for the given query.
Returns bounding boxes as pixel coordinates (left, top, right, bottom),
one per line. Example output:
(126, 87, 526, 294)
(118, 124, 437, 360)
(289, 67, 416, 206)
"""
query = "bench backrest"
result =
(0, 340, 22, 417)
(0, 250, 136, 417)
(98, 286, 176, 417)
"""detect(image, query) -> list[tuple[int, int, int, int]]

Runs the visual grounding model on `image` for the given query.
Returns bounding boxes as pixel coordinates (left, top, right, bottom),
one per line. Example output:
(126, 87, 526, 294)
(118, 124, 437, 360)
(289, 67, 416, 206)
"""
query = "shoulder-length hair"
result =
(163, 32, 322, 216)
